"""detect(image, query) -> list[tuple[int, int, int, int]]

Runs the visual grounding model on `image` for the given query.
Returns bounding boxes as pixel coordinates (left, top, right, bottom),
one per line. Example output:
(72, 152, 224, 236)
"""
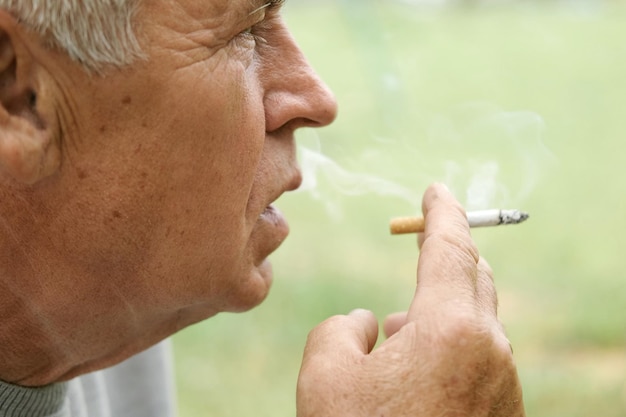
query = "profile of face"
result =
(0, 0, 336, 383)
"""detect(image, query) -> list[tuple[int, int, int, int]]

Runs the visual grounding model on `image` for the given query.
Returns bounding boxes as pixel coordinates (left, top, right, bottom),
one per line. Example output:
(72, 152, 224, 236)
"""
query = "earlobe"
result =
(0, 11, 60, 184)
(0, 110, 60, 184)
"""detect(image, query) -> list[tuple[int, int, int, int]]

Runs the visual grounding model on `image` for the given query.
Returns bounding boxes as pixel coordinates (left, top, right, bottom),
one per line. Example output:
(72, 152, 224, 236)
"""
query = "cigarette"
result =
(389, 209, 529, 234)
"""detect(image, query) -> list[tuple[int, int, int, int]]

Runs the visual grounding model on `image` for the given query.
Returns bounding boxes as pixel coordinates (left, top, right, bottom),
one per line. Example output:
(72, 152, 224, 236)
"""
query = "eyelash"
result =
(262, 0, 286, 10)
(240, 24, 267, 45)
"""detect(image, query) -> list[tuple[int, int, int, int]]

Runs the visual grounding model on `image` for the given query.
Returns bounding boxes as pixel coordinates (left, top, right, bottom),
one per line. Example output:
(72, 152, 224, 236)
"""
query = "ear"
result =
(0, 10, 60, 184)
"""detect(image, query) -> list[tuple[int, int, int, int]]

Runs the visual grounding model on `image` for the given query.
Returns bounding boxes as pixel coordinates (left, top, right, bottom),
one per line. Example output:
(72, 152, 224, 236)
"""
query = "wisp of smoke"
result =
(430, 102, 557, 210)
(298, 145, 418, 221)
(294, 102, 556, 220)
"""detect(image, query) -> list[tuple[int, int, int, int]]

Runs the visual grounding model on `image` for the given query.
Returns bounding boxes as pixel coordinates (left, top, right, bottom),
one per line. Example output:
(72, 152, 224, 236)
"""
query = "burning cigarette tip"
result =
(498, 209, 529, 225)
(389, 209, 529, 234)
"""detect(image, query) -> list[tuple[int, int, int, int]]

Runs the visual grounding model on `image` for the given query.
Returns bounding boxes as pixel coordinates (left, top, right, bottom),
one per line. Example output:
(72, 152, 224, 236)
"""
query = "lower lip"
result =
(256, 204, 290, 256)
(260, 204, 288, 231)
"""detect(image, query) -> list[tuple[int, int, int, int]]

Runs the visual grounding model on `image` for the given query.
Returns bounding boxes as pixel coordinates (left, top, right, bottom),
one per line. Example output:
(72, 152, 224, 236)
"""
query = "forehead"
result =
(138, 0, 272, 38)
(167, 0, 268, 18)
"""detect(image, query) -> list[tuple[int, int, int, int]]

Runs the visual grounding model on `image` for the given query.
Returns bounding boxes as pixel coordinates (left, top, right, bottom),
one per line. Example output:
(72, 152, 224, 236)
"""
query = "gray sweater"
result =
(0, 340, 176, 417)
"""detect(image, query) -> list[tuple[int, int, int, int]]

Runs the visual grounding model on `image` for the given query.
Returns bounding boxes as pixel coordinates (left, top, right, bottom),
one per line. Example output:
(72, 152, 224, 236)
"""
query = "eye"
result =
(235, 25, 262, 45)
(236, 20, 268, 46)
(234, 0, 285, 44)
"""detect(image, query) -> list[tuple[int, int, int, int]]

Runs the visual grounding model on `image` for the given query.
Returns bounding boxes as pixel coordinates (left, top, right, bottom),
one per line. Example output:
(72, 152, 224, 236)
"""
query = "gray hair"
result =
(0, 0, 144, 73)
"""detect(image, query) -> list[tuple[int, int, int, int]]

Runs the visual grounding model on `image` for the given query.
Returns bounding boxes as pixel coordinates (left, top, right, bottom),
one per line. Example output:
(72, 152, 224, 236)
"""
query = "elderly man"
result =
(0, 1, 524, 416)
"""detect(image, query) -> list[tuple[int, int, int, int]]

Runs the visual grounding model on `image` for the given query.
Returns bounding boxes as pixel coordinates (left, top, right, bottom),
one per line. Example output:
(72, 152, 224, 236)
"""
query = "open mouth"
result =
(260, 204, 281, 223)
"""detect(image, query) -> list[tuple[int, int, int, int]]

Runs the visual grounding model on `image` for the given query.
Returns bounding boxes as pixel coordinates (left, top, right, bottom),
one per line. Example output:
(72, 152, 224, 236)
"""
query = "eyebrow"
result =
(248, 0, 285, 16)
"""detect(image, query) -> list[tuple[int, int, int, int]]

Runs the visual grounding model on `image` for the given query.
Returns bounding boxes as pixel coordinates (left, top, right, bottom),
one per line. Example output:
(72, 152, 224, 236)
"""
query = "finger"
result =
(302, 309, 379, 365)
(408, 183, 480, 321)
(475, 257, 498, 317)
(383, 311, 408, 338)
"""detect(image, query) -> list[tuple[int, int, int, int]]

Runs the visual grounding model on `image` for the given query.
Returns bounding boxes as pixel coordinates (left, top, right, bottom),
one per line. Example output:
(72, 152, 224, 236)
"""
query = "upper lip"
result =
(266, 169, 302, 208)
(285, 168, 303, 193)
(262, 132, 302, 207)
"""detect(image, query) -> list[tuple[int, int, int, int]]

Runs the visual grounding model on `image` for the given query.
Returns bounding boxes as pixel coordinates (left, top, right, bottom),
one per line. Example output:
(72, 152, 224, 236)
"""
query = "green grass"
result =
(173, 2, 626, 416)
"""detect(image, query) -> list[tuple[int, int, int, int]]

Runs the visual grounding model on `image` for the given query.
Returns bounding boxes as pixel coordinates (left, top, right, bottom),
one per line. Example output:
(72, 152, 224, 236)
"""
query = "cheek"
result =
(142, 70, 267, 296)
(56, 61, 267, 308)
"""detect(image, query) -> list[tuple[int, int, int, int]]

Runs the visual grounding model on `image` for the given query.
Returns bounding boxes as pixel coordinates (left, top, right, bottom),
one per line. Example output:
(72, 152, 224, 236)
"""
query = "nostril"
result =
(28, 90, 37, 108)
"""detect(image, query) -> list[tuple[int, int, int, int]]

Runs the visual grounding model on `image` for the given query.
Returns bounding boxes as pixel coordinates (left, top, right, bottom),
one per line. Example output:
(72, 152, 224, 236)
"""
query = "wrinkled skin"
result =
(0, 0, 336, 385)
(297, 184, 525, 417)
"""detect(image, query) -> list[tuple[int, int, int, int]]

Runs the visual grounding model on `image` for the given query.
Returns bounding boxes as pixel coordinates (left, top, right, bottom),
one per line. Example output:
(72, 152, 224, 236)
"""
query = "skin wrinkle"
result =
(420, 237, 479, 288)
(163, 0, 230, 39)
(45, 70, 83, 162)
(250, 14, 280, 57)
(149, 3, 261, 72)
(425, 223, 479, 260)
(55, 311, 177, 382)
(469, 334, 511, 409)
(0, 275, 69, 384)
(100, 269, 139, 329)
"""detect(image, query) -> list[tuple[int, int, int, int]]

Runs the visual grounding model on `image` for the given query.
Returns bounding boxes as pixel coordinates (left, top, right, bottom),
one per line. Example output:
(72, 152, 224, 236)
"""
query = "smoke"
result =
(295, 102, 556, 219)
(297, 133, 418, 221)
(429, 102, 557, 210)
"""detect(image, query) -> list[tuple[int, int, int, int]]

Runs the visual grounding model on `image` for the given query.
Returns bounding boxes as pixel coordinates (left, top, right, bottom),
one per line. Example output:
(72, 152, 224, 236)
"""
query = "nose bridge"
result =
(270, 26, 320, 88)
(262, 22, 338, 130)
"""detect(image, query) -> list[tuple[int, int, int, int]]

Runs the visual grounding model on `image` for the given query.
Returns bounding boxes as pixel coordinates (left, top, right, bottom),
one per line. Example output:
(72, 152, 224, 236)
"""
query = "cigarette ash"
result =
(499, 209, 529, 225)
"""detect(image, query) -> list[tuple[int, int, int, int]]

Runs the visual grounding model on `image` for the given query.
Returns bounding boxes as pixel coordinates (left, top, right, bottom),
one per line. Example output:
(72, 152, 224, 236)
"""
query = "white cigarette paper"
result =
(389, 209, 529, 234)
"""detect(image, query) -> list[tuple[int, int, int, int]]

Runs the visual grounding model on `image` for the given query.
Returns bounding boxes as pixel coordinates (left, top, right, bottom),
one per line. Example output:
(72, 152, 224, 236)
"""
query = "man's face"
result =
(25, 0, 336, 332)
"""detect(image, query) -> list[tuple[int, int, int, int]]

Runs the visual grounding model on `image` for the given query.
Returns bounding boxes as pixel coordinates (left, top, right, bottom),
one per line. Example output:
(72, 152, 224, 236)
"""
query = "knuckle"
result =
(437, 312, 486, 346)
(432, 312, 509, 362)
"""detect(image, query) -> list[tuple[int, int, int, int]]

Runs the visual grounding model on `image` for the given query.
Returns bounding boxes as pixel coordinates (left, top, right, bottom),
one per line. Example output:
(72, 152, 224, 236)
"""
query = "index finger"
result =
(407, 183, 480, 322)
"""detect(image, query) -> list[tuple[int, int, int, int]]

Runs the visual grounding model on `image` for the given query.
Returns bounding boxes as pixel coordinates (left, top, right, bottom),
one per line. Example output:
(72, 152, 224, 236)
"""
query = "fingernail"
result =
(348, 308, 368, 316)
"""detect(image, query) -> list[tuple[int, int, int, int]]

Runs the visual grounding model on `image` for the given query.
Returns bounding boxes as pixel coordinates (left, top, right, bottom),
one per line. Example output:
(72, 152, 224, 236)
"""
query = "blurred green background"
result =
(173, 1, 626, 416)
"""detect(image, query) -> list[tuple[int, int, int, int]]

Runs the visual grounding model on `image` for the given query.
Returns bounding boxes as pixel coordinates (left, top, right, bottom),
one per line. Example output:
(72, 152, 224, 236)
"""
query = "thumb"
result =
(297, 310, 379, 417)
(302, 309, 379, 363)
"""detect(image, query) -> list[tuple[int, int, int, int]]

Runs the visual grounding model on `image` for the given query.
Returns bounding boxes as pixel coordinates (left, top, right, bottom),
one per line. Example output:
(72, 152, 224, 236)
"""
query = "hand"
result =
(296, 183, 525, 417)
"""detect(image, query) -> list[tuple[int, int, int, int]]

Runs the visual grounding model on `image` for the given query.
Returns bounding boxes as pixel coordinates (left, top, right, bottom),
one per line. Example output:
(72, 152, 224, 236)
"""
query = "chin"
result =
(225, 259, 274, 313)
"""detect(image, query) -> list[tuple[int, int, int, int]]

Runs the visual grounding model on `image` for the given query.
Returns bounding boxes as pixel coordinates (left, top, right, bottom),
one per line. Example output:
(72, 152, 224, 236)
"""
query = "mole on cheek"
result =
(122, 96, 132, 105)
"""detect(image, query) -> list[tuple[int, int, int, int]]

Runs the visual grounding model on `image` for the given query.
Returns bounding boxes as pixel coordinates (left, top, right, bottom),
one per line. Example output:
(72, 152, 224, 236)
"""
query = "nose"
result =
(262, 20, 338, 133)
